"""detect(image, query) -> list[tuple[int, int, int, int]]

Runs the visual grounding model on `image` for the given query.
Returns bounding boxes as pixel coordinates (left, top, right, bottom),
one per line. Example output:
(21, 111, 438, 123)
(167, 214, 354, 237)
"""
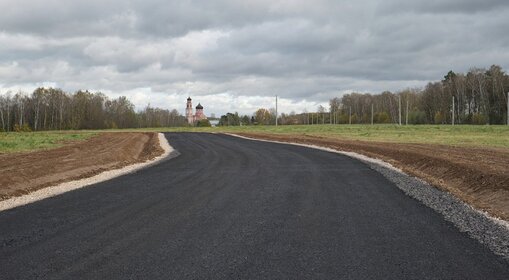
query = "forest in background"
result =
(1, 65, 508, 131)
(274, 65, 508, 126)
(0, 88, 188, 131)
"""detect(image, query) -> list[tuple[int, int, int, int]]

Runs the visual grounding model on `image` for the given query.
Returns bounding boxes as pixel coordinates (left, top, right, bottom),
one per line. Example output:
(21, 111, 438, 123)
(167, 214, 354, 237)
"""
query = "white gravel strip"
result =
(0, 133, 174, 212)
(227, 133, 509, 260)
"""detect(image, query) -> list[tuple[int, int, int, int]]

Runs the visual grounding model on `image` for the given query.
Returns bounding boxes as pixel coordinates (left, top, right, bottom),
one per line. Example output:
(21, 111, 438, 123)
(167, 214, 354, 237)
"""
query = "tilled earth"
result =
(0, 132, 163, 200)
(235, 132, 509, 221)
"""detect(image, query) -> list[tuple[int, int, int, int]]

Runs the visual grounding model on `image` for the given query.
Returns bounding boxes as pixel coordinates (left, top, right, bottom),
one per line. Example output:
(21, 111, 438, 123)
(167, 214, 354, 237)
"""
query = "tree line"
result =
(2, 65, 508, 131)
(324, 65, 508, 125)
(0, 88, 188, 132)
(223, 65, 508, 126)
(328, 65, 509, 125)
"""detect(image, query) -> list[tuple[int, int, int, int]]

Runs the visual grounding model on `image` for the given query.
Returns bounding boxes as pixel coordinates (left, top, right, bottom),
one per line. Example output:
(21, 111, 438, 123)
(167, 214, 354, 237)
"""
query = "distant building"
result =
(209, 119, 219, 127)
(185, 97, 207, 124)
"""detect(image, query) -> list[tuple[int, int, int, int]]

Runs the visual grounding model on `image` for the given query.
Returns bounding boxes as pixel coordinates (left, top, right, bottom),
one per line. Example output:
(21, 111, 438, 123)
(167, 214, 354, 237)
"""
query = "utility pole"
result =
(398, 94, 402, 126)
(452, 96, 455, 126)
(371, 103, 374, 125)
(275, 95, 278, 126)
(349, 106, 352, 125)
(405, 99, 409, 125)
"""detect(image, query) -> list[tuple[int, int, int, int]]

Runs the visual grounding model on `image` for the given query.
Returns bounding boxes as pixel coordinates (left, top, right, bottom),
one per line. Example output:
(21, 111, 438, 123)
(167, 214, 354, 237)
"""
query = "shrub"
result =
(338, 114, 349, 124)
(472, 113, 488, 125)
(374, 112, 391, 123)
(196, 119, 212, 127)
(13, 124, 32, 132)
(408, 111, 426, 124)
(434, 112, 444, 124)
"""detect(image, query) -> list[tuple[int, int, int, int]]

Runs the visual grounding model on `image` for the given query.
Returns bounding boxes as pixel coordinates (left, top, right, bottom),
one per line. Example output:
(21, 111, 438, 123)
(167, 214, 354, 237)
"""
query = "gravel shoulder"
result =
(0, 132, 166, 202)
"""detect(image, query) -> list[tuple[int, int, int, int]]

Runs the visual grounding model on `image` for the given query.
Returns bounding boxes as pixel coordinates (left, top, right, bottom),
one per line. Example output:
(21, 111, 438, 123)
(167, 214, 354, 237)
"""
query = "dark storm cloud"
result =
(0, 0, 282, 37)
(378, 0, 509, 14)
(1, 0, 509, 114)
(0, 1, 127, 36)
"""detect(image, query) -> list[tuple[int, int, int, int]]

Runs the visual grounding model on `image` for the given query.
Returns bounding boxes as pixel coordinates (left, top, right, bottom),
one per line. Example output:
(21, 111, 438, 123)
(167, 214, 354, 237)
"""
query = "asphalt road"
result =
(1, 133, 508, 279)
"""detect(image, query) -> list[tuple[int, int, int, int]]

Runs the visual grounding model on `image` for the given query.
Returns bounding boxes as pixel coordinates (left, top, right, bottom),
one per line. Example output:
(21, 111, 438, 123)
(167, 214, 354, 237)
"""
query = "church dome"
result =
(196, 103, 203, 109)
(187, 97, 192, 101)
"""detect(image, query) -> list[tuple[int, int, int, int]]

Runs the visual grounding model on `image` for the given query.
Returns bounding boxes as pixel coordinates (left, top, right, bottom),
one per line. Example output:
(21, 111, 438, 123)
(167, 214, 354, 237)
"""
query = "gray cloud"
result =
(377, 0, 509, 15)
(1, 0, 509, 115)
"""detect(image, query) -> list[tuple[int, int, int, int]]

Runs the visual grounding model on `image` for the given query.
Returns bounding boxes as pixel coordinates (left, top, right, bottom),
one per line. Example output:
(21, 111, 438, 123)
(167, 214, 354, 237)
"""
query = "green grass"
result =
(2, 125, 507, 153)
(124, 124, 509, 149)
(0, 131, 96, 153)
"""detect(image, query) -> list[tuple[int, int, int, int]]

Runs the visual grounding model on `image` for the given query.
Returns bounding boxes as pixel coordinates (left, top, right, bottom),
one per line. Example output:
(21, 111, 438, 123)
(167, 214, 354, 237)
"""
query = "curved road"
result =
(1, 133, 508, 279)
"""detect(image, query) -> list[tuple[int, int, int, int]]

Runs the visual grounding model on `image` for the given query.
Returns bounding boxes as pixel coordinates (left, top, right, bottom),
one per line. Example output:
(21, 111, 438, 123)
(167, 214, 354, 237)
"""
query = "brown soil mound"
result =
(0, 132, 163, 200)
(235, 132, 509, 221)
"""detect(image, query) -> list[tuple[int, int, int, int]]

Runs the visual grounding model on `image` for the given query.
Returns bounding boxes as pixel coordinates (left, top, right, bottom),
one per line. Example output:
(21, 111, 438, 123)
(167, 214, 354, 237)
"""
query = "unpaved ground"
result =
(0, 132, 163, 200)
(235, 132, 509, 221)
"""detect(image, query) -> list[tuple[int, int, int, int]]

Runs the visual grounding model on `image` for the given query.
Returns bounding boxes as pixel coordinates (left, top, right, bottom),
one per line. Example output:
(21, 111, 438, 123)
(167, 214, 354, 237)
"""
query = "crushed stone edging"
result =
(0, 133, 175, 212)
(226, 133, 509, 261)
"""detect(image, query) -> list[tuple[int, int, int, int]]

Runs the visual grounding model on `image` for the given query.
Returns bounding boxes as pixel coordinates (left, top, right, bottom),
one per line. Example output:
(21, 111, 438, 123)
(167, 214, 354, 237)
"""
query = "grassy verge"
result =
(103, 124, 509, 149)
(2, 124, 507, 153)
(0, 131, 96, 153)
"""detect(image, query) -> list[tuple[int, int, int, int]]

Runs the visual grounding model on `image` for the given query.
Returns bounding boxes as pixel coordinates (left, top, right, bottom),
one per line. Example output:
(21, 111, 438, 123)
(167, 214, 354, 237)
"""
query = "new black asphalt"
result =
(1, 133, 508, 279)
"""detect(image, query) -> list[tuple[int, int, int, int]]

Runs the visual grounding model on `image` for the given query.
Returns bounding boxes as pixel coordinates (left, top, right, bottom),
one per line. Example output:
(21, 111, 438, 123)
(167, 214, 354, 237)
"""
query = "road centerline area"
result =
(1, 133, 508, 279)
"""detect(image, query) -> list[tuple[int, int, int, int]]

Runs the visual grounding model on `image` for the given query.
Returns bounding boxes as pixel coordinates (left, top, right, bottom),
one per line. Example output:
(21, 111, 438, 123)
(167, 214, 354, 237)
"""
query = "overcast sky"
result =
(1, 0, 508, 116)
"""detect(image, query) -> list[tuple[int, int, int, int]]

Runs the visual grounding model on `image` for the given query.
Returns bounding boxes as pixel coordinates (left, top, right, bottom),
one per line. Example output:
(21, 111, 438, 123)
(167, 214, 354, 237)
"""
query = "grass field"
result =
(140, 124, 509, 149)
(0, 132, 96, 153)
(1, 125, 508, 153)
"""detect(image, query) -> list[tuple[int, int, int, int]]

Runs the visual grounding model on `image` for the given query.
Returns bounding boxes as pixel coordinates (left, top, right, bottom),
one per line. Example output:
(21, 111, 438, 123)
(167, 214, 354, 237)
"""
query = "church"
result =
(185, 97, 207, 124)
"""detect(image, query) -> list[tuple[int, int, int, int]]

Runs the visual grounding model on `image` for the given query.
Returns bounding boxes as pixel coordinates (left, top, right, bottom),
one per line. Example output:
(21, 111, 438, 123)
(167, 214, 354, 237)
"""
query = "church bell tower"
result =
(186, 97, 193, 124)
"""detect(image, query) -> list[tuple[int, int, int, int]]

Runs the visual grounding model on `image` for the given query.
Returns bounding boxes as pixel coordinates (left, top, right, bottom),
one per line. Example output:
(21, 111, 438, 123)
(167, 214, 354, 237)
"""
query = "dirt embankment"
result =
(235, 132, 509, 221)
(0, 132, 163, 200)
